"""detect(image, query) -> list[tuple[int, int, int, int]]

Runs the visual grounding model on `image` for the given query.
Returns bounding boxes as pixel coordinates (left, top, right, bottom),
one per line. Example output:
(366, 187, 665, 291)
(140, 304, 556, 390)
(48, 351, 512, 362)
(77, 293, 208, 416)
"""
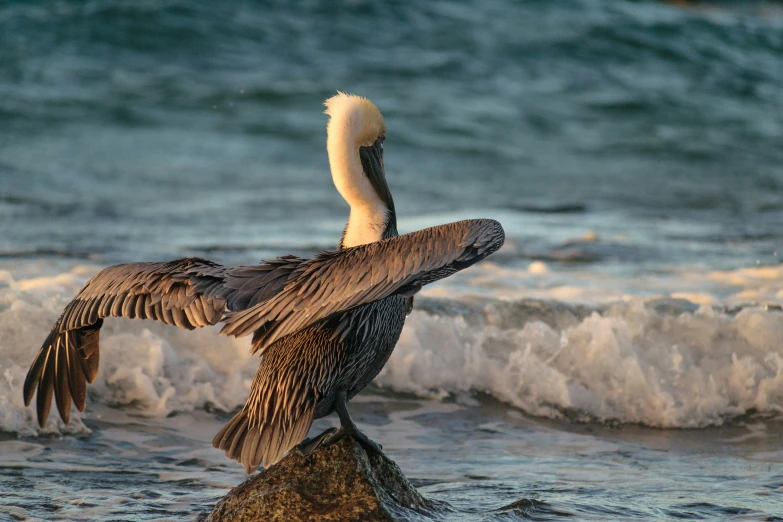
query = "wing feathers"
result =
(24, 259, 230, 427)
(67, 339, 87, 412)
(25, 220, 503, 429)
(24, 256, 308, 427)
(36, 348, 55, 427)
(222, 219, 504, 354)
(54, 341, 72, 424)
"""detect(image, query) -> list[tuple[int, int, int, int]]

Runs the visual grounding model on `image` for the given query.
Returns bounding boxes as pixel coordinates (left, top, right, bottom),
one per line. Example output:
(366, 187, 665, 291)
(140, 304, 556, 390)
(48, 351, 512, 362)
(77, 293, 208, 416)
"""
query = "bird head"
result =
(325, 92, 395, 247)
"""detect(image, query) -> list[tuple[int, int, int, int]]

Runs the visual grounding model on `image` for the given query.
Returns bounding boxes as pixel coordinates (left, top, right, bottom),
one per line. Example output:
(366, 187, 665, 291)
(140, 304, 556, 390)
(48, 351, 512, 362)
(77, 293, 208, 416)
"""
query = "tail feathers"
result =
(212, 408, 313, 474)
(23, 320, 103, 427)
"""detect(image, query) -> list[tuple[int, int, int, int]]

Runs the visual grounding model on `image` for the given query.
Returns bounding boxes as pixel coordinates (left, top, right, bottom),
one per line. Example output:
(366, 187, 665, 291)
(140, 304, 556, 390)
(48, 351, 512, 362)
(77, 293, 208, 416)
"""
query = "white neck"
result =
(342, 206, 388, 248)
(327, 112, 388, 248)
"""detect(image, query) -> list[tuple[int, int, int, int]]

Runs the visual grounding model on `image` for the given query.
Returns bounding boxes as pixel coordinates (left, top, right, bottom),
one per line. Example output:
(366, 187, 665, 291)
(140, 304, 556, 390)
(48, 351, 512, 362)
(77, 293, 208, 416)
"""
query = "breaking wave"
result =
(381, 297, 783, 428)
(1, 264, 781, 435)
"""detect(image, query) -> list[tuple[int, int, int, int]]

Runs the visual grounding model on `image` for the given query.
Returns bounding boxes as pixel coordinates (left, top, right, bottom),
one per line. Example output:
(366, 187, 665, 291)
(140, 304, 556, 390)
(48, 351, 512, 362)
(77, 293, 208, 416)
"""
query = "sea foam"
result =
(1, 263, 781, 434)
(380, 298, 783, 428)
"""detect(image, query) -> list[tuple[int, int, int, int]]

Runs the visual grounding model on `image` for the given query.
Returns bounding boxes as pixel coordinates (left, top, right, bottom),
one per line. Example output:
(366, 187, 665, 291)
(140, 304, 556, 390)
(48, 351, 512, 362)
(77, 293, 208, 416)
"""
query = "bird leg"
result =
(295, 390, 383, 457)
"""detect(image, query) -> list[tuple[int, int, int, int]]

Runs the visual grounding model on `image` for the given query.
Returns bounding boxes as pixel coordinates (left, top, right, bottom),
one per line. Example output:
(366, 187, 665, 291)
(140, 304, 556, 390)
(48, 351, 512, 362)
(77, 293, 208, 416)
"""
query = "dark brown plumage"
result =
(23, 93, 505, 473)
(21, 257, 310, 423)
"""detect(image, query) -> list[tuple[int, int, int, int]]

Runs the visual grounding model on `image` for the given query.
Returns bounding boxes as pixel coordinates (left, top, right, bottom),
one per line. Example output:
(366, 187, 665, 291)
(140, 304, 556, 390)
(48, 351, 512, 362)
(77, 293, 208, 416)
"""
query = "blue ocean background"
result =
(1, 1, 782, 520)
(2, 0, 782, 268)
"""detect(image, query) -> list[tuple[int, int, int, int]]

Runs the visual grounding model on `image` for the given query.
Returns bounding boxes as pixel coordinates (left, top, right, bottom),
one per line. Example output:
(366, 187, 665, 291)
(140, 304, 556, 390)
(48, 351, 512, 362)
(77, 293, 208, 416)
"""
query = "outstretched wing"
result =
(23, 256, 304, 427)
(221, 219, 505, 354)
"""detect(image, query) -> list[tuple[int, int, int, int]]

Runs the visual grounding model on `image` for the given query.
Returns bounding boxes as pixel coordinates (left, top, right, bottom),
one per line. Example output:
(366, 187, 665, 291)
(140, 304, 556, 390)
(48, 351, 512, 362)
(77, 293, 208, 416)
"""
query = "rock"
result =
(206, 437, 450, 522)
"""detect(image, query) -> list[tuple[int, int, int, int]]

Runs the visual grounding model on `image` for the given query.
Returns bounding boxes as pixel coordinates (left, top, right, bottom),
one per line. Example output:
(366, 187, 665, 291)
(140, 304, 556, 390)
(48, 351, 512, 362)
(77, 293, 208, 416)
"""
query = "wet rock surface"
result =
(205, 437, 451, 522)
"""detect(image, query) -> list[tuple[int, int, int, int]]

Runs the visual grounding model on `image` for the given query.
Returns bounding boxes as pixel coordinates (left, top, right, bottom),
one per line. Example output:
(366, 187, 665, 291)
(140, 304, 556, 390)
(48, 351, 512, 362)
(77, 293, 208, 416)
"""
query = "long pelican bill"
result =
(359, 135, 394, 212)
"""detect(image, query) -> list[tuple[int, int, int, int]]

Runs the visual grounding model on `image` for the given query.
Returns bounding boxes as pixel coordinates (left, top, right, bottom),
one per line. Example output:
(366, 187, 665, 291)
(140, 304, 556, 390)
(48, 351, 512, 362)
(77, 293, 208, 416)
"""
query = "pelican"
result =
(23, 93, 505, 473)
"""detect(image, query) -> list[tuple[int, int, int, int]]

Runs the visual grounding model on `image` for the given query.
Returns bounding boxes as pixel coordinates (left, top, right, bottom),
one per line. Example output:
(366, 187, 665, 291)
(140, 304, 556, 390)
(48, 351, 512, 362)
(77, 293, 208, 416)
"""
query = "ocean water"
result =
(1, 0, 782, 520)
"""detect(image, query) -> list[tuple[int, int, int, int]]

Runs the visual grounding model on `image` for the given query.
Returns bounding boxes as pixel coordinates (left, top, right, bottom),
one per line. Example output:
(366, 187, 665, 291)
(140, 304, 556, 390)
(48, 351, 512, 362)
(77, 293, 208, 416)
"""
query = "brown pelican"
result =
(23, 93, 505, 473)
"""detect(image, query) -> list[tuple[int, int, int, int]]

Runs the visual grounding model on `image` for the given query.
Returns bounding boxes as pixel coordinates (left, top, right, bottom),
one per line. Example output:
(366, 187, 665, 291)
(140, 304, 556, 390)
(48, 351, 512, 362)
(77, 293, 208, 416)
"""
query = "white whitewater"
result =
(2, 260, 781, 434)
